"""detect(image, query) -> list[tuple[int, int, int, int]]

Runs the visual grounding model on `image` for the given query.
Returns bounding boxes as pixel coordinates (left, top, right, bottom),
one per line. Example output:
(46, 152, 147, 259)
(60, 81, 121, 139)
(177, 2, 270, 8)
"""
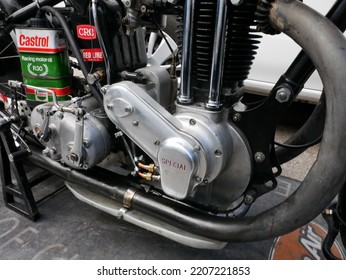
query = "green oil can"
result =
(15, 27, 72, 105)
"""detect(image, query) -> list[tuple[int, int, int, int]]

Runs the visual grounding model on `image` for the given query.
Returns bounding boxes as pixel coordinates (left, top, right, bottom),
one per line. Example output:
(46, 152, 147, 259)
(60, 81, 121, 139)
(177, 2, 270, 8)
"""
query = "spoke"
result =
(0, 55, 19, 60)
(147, 32, 178, 65)
(147, 32, 158, 58)
(0, 41, 16, 56)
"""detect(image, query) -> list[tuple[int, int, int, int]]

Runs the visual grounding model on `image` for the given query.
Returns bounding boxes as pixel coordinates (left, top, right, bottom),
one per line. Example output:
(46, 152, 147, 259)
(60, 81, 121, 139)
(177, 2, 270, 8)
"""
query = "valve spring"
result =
(223, 1, 262, 90)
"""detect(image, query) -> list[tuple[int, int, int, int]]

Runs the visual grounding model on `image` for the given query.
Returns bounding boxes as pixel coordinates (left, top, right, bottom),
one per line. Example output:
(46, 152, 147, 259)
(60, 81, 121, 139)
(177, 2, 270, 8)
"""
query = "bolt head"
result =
(195, 177, 202, 183)
(189, 119, 196, 125)
(154, 140, 160, 146)
(276, 87, 292, 103)
(193, 145, 201, 151)
(254, 152, 265, 163)
(140, 5, 146, 13)
(132, 120, 139, 126)
(232, 113, 241, 122)
(244, 194, 254, 204)
(123, 0, 131, 8)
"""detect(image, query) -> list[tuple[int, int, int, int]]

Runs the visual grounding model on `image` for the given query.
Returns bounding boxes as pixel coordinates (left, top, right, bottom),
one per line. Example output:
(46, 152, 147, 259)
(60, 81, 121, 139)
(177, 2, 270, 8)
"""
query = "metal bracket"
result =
(0, 108, 39, 220)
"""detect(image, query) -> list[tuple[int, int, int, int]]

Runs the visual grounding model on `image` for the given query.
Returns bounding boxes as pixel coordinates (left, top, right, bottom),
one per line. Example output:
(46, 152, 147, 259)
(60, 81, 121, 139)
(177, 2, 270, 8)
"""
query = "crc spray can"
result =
(15, 26, 72, 106)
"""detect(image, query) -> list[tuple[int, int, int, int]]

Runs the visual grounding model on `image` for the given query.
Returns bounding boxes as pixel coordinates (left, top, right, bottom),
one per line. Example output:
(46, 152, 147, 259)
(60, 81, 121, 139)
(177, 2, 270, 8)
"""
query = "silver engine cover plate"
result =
(104, 81, 251, 203)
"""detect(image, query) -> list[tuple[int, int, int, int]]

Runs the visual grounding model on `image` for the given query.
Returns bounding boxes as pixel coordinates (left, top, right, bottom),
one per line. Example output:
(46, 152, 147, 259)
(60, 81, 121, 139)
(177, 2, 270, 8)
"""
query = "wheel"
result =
(146, 15, 179, 68)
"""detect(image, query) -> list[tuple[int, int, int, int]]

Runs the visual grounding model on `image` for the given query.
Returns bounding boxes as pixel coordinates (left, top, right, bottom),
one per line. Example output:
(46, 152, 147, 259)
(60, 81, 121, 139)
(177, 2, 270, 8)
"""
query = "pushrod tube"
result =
(177, 0, 195, 105)
(29, 0, 346, 242)
(205, 0, 227, 110)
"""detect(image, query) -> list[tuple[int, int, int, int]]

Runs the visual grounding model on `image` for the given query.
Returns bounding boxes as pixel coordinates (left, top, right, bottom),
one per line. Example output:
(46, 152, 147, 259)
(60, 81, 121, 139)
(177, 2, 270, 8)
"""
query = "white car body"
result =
(246, 0, 343, 103)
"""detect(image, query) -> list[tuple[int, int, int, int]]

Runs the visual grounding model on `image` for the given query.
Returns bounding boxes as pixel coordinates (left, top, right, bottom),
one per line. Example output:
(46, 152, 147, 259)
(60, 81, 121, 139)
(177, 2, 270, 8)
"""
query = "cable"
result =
(152, 15, 175, 56)
(40, 6, 104, 106)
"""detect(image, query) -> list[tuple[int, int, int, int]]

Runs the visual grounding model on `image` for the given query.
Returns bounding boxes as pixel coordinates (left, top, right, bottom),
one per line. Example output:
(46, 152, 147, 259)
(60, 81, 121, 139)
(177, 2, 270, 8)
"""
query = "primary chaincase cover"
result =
(104, 81, 252, 207)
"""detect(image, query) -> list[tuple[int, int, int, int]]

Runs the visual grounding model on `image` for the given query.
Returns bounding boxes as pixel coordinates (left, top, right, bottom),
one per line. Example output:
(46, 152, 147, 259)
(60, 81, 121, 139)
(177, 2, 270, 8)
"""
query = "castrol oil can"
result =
(15, 26, 72, 106)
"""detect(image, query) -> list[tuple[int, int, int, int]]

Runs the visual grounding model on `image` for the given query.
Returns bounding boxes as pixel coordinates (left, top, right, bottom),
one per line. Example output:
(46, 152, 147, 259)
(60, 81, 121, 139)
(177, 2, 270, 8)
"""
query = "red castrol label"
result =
(15, 28, 67, 53)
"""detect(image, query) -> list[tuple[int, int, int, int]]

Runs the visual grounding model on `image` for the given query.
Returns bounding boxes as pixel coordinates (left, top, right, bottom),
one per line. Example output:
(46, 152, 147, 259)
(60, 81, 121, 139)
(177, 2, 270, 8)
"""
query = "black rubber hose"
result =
(3, 0, 61, 28)
(40, 6, 104, 106)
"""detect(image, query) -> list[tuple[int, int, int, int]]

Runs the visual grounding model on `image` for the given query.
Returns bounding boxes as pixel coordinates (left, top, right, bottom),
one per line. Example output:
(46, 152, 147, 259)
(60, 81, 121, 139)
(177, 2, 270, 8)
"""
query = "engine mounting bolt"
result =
(193, 145, 200, 151)
(154, 140, 160, 146)
(215, 150, 223, 157)
(276, 87, 292, 103)
(254, 152, 265, 163)
(69, 153, 78, 162)
(140, 5, 146, 13)
(125, 107, 132, 113)
(132, 120, 139, 126)
(189, 119, 196, 125)
(107, 104, 113, 110)
(232, 113, 241, 122)
(244, 194, 254, 204)
(195, 177, 202, 183)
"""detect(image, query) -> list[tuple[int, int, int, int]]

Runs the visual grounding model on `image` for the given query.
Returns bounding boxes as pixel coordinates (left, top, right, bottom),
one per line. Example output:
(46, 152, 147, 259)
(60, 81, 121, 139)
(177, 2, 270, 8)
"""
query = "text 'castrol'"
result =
(19, 35, 49, 48)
